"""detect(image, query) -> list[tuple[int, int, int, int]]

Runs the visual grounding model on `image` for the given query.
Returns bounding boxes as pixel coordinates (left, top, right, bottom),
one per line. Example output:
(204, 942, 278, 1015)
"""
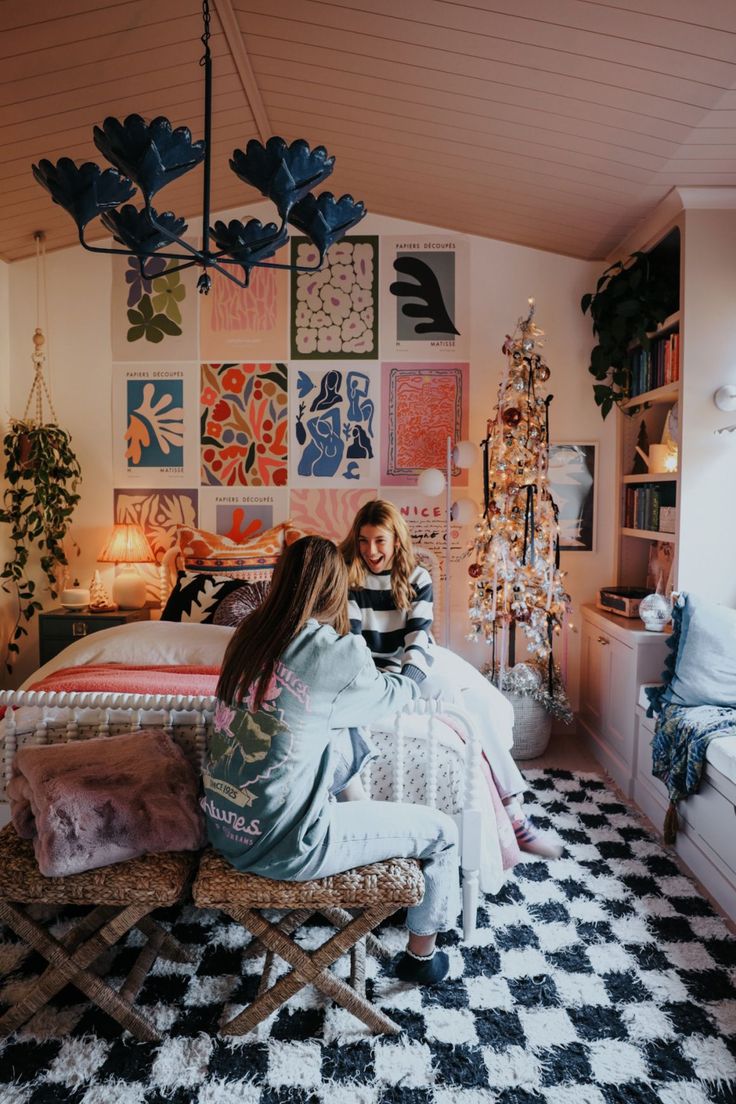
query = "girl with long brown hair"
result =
(342, 500, 562, 859)
(204, 535, 459, 985)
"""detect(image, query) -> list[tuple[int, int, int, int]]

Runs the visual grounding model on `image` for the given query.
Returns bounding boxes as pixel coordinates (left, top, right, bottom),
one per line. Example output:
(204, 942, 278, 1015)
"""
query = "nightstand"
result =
(38, 607, 151, 666)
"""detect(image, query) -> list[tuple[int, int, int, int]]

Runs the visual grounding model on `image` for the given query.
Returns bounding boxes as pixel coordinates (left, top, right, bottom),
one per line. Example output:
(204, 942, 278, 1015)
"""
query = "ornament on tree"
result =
(467, 298, 571, 698)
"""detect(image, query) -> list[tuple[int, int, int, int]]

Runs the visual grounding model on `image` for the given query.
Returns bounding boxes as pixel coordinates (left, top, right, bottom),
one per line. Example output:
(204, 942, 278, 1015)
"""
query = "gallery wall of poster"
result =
(110, 233, 473, 570)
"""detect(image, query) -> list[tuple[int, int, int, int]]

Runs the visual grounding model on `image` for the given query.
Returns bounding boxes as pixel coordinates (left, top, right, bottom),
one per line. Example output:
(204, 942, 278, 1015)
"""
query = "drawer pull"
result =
(72, 622, 88, 638)
(597, 635, 609, 646)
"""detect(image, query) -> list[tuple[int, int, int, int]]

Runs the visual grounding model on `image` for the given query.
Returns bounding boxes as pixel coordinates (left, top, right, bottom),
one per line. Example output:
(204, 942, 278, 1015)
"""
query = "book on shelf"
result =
(624, 481, 674, 532)
(628, 330, 679, 398)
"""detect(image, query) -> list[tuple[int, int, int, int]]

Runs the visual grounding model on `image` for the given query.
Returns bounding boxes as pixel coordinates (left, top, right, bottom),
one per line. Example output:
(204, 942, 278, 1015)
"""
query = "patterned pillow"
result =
(177, 521, 306, 577)
(212, 581, 270, 627)
(160, 572, 249, 624)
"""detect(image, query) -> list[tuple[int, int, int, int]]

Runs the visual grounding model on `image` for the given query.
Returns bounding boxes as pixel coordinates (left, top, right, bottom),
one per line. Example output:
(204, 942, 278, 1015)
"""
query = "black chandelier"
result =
(32, 0, 366, 294)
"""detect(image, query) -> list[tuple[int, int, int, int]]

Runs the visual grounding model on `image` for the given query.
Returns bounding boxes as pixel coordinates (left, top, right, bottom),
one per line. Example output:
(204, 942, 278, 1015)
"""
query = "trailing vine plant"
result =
(0, 417, 82, 671)
(581, 249, 677, 418)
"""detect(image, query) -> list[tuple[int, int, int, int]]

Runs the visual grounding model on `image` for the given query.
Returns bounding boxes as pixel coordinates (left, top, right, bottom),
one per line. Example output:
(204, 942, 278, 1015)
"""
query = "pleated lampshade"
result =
(97, 524, 155, 609)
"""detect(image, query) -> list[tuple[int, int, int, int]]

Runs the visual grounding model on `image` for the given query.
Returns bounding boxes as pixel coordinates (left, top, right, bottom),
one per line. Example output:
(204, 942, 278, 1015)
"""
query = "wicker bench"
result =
(193, 850, 424, 1035)
(0, 825, 196, 1041)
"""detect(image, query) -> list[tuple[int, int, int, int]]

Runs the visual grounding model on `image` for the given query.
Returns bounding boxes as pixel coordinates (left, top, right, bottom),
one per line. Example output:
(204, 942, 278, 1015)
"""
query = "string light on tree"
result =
(467, 299, 571, 690)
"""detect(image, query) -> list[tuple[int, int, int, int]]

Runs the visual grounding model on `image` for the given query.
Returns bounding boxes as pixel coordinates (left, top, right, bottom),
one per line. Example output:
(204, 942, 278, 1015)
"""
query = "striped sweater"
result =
(348, 565, 434, 683)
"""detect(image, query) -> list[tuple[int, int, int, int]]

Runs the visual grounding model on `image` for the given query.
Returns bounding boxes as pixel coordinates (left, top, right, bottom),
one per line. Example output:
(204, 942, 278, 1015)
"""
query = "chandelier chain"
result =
(200, 0, 211, 66)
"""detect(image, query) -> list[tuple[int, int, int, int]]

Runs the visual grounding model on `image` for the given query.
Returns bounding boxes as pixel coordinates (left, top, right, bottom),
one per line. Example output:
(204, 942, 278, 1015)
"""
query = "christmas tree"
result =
(467, 300, 570, 698)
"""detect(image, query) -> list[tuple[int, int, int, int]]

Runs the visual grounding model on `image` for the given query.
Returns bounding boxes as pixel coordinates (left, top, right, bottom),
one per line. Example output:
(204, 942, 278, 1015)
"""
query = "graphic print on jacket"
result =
(201, 621, 420, 878)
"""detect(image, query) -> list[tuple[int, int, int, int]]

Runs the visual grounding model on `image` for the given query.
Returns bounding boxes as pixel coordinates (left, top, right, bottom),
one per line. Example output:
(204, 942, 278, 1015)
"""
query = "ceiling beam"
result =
(212, 0, 272, 143)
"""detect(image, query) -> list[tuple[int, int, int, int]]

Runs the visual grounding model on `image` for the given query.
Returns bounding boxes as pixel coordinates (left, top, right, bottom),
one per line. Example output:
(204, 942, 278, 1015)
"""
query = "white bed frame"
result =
(0, 688, 482, 940)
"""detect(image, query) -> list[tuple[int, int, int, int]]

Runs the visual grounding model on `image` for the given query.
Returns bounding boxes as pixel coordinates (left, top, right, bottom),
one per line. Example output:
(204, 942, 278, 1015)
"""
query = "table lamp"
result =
(97, 523, 156, 609)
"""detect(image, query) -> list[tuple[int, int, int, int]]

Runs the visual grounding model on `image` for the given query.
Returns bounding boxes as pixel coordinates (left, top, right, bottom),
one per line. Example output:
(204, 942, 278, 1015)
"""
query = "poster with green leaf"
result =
(111, 254, 198, 361)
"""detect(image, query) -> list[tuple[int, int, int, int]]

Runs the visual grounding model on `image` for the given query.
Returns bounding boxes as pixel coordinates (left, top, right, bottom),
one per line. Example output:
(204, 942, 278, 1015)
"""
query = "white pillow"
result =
(21, 621, 234, 689)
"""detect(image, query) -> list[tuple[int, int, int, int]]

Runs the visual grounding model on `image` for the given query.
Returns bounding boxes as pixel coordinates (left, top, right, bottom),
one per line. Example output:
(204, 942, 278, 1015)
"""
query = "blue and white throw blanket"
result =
(651, 702, 736, 842)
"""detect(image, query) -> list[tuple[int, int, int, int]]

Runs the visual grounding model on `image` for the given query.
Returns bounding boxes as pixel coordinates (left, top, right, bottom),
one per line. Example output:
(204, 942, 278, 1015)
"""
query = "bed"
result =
(0, 524, 518, 941)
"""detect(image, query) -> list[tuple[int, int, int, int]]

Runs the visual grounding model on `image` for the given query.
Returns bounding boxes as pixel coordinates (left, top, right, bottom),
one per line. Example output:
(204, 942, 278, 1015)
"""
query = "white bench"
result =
(633, 684, 736, 922)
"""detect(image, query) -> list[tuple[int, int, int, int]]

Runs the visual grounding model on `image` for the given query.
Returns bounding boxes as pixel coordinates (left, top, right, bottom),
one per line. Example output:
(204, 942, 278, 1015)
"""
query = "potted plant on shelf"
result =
(581, 249, 678, 418)
(0, 417, 82, 672)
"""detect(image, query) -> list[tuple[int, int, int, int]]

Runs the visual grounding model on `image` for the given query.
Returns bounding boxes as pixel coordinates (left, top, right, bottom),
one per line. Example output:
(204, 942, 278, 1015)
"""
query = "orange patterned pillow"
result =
(177, 521, 308, 574)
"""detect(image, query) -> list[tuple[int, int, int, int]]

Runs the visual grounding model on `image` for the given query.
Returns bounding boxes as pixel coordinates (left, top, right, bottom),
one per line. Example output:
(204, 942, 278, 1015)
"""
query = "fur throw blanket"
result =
(7, 729, 205, 877)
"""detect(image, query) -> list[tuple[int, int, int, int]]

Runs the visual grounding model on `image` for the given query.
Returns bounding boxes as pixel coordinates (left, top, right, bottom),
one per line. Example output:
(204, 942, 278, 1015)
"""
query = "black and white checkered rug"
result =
(1, 770, 735, 1104)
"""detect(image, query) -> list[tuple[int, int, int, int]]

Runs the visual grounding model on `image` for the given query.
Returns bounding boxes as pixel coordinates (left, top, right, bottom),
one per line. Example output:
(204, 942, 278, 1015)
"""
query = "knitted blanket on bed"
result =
(7, 729, 205, 877)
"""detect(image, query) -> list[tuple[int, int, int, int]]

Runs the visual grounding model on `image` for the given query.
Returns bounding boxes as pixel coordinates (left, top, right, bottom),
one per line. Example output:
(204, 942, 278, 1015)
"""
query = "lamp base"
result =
(112, 570, 147, 610)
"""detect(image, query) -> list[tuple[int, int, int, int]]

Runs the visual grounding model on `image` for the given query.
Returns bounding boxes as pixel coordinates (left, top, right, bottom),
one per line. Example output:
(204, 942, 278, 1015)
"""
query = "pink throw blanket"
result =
(7, 729, 205, 877)
(27, 663, 220, 697)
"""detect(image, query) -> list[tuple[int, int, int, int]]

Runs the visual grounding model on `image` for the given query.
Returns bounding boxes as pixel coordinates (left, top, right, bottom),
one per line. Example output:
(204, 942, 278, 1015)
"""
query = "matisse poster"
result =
(114, 488, 198, 562)
(288, 488, 377, 542)
(112, 364, 199, 486)
(289, 364, 379, 485)
(111, 255, 198, 362)
(200, 362, 288, 487)
(198, 487, 289, 538)
(380, 236, 469, 359)
(381, 363, 469, 486)
(200, 252, 288, 362)
(291, 236, 379, 359)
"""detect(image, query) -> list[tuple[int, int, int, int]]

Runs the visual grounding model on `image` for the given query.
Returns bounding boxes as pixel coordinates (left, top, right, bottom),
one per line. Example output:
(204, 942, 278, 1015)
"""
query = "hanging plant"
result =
(581, 250, 677, 418)
(0, 419, 82, 672)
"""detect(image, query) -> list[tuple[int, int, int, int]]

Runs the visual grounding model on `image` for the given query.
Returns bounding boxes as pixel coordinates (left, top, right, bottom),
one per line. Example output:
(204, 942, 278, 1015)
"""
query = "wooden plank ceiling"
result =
(2, 0, 736, 262)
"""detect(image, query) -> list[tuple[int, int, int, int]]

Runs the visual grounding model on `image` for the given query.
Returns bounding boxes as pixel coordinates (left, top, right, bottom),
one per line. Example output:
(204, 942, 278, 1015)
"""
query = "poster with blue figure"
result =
(290, 364, 378, 485)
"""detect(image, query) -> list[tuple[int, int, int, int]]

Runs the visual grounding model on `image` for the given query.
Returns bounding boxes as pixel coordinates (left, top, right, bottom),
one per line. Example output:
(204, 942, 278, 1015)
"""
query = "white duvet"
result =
(21, 621, 235, 689)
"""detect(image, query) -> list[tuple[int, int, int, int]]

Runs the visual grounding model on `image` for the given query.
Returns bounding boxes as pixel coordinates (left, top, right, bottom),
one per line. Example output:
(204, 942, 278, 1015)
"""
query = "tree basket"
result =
(505, 692, 552, 760)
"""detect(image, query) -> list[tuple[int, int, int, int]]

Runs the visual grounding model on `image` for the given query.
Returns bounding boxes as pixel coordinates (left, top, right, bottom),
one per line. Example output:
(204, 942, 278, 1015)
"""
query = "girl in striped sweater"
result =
(340, 499, 561, 859)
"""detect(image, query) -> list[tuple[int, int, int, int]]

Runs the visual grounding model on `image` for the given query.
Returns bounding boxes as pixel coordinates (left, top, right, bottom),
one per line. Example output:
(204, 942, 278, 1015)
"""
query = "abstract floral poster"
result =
(291, 236, 378, 359)
(381, 363, 469, 486)
(200, 362, 288, 486)
(114, 488, 198, 562)
(290, 365, 378, 485)
(288, 488, 377, 542)
(198, 488, 289, 539)
(200, 252, 288, 362)
(380, 236, 469, 359)
(111, 255, 198, 362)
(112, 365, 199, 486)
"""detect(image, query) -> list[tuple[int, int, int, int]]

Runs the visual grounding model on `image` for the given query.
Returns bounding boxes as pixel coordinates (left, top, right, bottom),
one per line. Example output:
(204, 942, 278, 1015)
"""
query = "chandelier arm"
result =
(76, 234, 200, 263)
(251, 257, 324, 273)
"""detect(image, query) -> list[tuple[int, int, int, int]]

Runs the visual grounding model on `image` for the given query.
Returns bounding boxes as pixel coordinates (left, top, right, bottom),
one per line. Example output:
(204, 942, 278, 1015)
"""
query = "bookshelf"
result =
(615, 227, 681, 594)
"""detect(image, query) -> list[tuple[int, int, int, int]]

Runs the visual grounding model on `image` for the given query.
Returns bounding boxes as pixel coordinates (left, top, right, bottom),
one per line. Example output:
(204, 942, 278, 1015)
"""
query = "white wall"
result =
(679, 206, 736, 606)
(3, 208, 606, 702)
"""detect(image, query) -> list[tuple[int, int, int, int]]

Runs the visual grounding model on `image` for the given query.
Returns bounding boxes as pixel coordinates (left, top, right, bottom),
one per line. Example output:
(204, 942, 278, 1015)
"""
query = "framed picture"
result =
(548, 443, 597, 552)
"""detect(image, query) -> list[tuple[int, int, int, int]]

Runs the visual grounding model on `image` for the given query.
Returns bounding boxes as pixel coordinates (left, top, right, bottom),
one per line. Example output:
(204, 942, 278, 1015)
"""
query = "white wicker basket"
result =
(506, 692, 552, 760)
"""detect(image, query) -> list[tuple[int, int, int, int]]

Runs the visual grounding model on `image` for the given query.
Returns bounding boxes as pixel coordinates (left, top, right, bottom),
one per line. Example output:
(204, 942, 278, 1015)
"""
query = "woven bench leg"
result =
(221, 904, 400, 1036)
(136, 916, 196, 966)
(319, 907, 393, 960)
(0, 900, 160, 1041)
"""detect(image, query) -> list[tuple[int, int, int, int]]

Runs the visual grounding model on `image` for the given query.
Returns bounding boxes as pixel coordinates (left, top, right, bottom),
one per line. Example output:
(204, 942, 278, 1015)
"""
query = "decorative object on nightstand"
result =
(97, 524, 155, 610)
(59, 579, 90, 610)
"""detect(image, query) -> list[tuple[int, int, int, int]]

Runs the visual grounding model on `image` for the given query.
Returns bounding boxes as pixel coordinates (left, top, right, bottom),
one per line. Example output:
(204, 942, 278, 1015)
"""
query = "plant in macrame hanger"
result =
(0, 232, 82, 673)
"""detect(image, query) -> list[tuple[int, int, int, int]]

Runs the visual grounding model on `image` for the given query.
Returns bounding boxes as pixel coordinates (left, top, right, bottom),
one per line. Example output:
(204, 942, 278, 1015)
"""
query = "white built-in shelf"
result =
(622, 381, 679, 411)
(651, 310, 680, 336)
(622, 472, 678, 484)
(620, 527, 676, 542)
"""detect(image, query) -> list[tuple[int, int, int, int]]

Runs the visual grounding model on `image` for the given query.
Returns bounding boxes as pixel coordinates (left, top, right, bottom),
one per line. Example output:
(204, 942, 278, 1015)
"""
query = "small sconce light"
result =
(714, 385, 736, 412)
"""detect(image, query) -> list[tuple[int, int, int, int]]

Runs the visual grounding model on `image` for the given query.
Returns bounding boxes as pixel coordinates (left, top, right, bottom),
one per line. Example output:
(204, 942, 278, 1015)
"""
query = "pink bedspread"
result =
(28, 664, 220, 697)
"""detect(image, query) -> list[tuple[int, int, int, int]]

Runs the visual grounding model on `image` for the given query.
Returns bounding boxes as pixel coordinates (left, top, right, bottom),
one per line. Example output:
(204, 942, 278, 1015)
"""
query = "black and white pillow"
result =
(160, 571, 248, 624)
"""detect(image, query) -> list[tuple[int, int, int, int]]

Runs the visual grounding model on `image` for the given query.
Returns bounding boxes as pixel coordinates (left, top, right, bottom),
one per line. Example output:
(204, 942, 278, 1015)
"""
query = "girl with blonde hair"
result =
(341, 501, 561, 859)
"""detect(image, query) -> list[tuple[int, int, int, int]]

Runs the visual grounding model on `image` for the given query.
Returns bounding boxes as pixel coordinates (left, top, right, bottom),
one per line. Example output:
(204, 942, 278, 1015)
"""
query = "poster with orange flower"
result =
(112, 364, 199, 487)
(200, 362, 288, 486)
(200, 253, 288, 362)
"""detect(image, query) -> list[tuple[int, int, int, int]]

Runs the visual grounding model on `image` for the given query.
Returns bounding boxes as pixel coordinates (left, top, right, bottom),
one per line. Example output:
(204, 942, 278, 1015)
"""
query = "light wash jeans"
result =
(297, 798, 460, 935)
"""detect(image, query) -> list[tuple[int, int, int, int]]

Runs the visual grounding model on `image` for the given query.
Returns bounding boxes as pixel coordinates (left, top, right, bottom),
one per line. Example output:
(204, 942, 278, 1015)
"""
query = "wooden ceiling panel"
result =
(1, 0, 736, 261)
